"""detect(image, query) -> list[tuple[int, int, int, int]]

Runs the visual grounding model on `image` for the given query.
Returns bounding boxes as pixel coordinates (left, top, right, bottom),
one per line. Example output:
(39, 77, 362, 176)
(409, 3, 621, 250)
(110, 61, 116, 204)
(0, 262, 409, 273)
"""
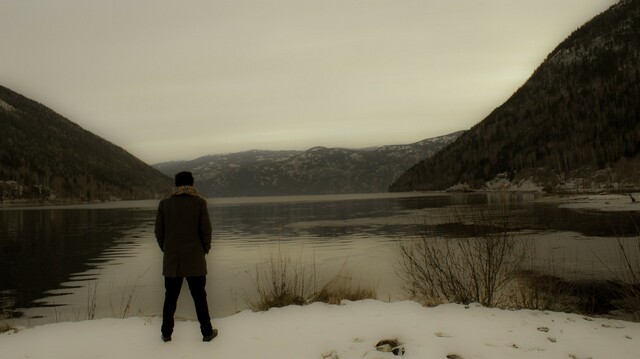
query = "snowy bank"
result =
(542, 193, 640, 212)
(2, 300, 639, 359)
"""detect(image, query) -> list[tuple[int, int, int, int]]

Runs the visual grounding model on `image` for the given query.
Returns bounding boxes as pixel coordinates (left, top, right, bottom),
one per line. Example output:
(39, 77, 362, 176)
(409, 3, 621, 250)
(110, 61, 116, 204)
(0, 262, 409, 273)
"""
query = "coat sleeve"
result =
(199, 199, 213, 254)
(154, 200, 165, 251)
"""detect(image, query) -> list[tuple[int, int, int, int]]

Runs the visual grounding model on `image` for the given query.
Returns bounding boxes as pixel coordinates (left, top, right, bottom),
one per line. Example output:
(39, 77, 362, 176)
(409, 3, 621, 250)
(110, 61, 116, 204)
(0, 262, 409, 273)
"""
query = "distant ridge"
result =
(154, 131, 463, 197)
(390, 0, 640, 193)
(0, 85, 172, 202)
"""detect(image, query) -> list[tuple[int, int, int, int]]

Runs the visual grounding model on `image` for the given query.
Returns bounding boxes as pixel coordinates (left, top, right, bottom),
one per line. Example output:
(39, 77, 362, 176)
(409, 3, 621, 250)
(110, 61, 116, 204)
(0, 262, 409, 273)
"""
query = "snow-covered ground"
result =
(544, 193, 640, 212)
(2, 300, 639, 359)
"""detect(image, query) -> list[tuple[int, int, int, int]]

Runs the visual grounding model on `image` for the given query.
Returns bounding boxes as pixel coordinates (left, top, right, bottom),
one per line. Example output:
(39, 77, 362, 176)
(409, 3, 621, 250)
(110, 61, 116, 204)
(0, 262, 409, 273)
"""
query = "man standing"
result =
(155, 171, 217, 342)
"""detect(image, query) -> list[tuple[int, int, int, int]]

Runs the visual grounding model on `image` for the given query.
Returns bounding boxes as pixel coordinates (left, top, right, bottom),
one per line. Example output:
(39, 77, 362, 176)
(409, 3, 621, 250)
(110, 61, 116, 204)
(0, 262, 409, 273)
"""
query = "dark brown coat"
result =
(154, 194, 212, 277)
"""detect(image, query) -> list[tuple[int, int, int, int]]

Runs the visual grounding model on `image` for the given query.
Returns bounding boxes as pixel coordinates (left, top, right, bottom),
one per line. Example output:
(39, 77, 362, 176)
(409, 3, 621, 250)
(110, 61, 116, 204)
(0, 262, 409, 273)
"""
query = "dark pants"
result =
(161, 276, 213, 337)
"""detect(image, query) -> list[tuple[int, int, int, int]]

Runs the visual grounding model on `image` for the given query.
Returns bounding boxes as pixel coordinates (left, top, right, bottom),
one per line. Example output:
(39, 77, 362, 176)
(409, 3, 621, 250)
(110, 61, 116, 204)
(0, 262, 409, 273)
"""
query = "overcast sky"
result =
(0, 0, 618, 164)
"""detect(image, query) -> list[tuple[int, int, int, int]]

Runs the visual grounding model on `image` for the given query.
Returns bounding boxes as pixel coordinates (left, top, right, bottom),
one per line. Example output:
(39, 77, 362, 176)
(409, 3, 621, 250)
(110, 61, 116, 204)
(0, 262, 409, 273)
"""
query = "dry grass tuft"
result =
(249, 247, 376, 311)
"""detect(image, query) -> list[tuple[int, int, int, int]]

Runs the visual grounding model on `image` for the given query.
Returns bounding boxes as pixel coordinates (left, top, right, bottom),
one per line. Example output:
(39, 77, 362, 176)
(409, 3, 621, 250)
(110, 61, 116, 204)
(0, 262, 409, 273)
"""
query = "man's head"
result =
(174, 171, 195, 187)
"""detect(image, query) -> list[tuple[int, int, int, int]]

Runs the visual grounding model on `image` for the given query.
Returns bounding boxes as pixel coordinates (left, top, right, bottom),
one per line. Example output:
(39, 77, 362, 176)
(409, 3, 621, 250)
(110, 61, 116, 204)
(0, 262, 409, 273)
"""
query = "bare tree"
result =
(398, 200, 529, 307)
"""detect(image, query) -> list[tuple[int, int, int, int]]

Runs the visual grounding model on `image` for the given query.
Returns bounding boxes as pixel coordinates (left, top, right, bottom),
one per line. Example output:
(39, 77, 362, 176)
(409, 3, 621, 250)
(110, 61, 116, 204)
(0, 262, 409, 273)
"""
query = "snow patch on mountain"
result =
(0, 98, 15, 112)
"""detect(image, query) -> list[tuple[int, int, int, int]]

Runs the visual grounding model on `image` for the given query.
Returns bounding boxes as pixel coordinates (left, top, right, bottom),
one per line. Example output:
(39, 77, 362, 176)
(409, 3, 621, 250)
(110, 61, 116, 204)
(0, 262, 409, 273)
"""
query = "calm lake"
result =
(1, 192, 639, 326)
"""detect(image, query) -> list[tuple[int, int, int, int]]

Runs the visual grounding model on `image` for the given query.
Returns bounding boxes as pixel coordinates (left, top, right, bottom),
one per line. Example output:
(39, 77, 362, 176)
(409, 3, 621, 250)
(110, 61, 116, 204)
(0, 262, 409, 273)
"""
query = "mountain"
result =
(390, 0, 640, 193)
(0, 85, 172, 202)
(154, 131, 463, 197)
(153, 150, 301, 183)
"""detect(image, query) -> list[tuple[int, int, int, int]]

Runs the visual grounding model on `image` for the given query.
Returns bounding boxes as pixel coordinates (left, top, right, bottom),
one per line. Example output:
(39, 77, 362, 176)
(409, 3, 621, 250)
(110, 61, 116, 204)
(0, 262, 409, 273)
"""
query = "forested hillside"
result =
(0, 85, 172, 202)
(390, 0, 640, 193)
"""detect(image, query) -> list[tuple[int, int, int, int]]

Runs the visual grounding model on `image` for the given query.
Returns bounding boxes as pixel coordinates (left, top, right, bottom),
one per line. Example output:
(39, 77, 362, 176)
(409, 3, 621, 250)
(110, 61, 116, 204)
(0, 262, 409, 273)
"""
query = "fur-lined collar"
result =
(171, 185, 200, 197)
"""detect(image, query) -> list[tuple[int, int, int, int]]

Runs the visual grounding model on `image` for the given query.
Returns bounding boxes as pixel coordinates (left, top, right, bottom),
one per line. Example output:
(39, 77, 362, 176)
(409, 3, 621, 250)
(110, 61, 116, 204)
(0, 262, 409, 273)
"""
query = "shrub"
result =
(599, 226, 640, 319)
(0, 323, 16, 334)
(0, 312, 17, 334)
(510, 270, 590, 313)
(250, 249, 314, 311)
(397, 201, 529, 307)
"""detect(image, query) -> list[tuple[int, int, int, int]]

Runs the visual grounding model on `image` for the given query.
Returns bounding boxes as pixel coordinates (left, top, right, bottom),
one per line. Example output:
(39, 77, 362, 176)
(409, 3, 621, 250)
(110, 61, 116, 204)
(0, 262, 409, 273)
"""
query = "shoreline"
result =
(535, 192, 640, 212)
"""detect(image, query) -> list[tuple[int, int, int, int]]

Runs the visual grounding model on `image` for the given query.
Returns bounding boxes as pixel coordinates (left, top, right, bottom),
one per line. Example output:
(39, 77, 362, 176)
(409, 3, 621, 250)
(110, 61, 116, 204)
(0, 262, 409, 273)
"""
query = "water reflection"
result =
(0, 209, 154, 318)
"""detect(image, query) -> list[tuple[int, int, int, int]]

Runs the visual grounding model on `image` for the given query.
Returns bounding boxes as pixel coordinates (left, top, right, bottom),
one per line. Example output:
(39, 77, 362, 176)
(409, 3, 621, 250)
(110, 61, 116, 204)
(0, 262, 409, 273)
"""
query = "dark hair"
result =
(174, 171, 195, 187)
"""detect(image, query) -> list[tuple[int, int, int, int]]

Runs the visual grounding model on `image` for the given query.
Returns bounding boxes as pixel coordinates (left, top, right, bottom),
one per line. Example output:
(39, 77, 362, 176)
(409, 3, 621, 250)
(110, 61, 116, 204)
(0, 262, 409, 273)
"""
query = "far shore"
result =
(4, 189, 640, 211)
